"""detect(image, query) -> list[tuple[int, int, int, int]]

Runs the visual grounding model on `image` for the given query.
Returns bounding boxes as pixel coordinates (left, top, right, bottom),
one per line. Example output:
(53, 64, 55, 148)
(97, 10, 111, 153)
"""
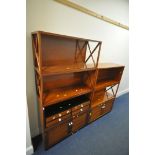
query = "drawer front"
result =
(46, 113, 71, 128)
(72, 101, 90, 111)
(46, 109, 71, 123)
(89, 105, 102, 122)
(101, 99, 114, 115)
(72, 105, 89, 116)
(72, 111, 89, 132)
(44, 120, 70, 149)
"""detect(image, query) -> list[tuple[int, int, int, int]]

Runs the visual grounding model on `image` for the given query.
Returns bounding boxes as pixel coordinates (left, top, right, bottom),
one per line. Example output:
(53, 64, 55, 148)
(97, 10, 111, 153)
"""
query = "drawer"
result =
(46, 109, 71, 123)
(101, 99, 114, 115)
(44, 119, 71, 149)
(72, 111, 89, 132)
(72, 101, 90, 111)
(72, 105, 89, 116)
(46, 113, 71, 128)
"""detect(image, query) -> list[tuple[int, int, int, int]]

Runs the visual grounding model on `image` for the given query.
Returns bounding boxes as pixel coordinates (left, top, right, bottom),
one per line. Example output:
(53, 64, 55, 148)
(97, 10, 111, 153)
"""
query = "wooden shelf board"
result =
(97, 63, 125, 69)
(32, 31, 102, 43)
(43, 85, 92, 107)
(42, 63, 95, 76)
(95, 80, 119, 91)
(91, 92, 114, 108)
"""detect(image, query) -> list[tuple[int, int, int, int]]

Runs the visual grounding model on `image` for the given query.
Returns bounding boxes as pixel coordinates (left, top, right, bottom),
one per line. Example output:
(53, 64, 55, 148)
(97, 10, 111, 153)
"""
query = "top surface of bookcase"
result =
(97, 63, 125, 69)
(32, 31, 102, 43)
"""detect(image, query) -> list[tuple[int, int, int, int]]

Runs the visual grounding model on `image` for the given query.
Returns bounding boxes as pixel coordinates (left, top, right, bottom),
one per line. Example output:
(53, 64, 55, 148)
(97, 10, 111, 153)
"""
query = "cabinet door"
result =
(89, 105, 102, 123)
(72, 112, 88, 132)
(44, 119, 70, 149)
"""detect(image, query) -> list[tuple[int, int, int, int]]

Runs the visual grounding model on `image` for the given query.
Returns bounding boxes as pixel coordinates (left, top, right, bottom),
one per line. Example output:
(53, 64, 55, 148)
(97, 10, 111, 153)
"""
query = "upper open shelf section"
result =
(32, 31, 102, 76)
(95, 63, 124, 91)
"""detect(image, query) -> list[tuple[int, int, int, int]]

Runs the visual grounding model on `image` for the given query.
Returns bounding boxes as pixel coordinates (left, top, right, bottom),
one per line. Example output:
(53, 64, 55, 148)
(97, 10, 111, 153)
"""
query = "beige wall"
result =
(26, 103, 34, 154)
(26, 0, 129, 137)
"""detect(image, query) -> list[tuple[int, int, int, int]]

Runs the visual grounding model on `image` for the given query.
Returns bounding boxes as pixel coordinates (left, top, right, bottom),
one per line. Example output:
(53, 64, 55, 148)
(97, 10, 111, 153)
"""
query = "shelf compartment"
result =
(92, 91, 114, 108)
(43, 71, 94, 106)
(43, 85, 91, 107)
(95, 80, 119, 91)
(42, 63, 95, 76)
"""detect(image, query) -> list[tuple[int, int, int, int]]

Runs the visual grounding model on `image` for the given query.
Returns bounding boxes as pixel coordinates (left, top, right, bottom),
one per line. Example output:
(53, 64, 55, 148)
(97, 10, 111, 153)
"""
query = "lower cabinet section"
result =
(44, 98, 115, 150)
(44, 119, 71, 149)
(89, 99, 114, 122)
(44, 111, 89, 149)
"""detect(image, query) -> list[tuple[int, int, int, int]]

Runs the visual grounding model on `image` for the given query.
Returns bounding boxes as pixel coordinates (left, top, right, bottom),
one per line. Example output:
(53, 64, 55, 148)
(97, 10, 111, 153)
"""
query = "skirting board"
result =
(116, 89, 129, 98)
(26, 145, 34, 155)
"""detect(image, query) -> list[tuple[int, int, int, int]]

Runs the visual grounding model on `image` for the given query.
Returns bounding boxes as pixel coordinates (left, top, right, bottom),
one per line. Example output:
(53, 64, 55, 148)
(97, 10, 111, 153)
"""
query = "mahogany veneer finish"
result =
(31, 31, 124, 150)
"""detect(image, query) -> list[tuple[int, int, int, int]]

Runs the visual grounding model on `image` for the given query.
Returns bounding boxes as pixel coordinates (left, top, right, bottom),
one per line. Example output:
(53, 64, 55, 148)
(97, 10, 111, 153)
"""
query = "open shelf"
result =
(42, 63, 95, 76)
(43, 85, 92, 107)
(95, 80, 119, 91)
(92, 92, 114, 108)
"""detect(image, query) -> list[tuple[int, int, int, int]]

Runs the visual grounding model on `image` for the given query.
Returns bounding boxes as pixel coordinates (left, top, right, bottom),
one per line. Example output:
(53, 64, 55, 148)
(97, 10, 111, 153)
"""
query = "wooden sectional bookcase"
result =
(31, 31, 124, 150)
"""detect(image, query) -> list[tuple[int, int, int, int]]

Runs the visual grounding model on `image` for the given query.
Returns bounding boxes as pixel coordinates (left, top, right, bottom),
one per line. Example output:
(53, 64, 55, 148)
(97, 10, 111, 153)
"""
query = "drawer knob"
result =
(59, 118, 61, 122)
(67, 110, 70, 114)
(69, 122, 73, 126)
(81, 104, 83, 107)
(52, 116, 55, 120)
(80, 108, 83, 112)
(101, 106, 106, 109)
(59, 114, 62, 117)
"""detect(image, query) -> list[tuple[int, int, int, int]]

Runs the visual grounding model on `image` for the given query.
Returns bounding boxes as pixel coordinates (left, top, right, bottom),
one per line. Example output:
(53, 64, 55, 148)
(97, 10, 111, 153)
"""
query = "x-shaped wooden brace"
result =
(35, 72, 41, 97)
(75, 40, 87, 63)
(32, 36, 40, 70)
(85, 42, 100, 64)
(105, 84, 118, 99)
(87, 42, 96, 66)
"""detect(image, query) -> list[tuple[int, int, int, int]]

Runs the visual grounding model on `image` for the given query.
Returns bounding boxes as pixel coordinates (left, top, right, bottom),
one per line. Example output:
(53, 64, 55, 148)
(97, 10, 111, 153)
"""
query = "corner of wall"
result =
(116, 88, 129, 98)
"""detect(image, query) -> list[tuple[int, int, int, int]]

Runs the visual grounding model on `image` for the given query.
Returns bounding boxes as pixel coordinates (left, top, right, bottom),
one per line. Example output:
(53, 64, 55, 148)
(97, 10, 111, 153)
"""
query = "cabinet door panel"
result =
(89, 106, 102, 122)
(72, 112, 88, 132)
(45, 120, 70, 149)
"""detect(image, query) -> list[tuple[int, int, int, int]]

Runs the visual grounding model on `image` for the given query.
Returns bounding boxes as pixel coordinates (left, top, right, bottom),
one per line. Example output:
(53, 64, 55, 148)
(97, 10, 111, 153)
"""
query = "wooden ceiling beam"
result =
(55, 0, 129, 30)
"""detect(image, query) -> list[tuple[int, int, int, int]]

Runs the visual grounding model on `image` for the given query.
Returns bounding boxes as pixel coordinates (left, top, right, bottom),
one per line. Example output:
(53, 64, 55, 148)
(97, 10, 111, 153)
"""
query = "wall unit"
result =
(31, 31, 124, 150)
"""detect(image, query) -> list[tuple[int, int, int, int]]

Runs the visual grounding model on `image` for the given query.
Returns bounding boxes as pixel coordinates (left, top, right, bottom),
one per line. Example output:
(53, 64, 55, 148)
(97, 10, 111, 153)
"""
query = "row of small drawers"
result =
(46, 101, 90, 128)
